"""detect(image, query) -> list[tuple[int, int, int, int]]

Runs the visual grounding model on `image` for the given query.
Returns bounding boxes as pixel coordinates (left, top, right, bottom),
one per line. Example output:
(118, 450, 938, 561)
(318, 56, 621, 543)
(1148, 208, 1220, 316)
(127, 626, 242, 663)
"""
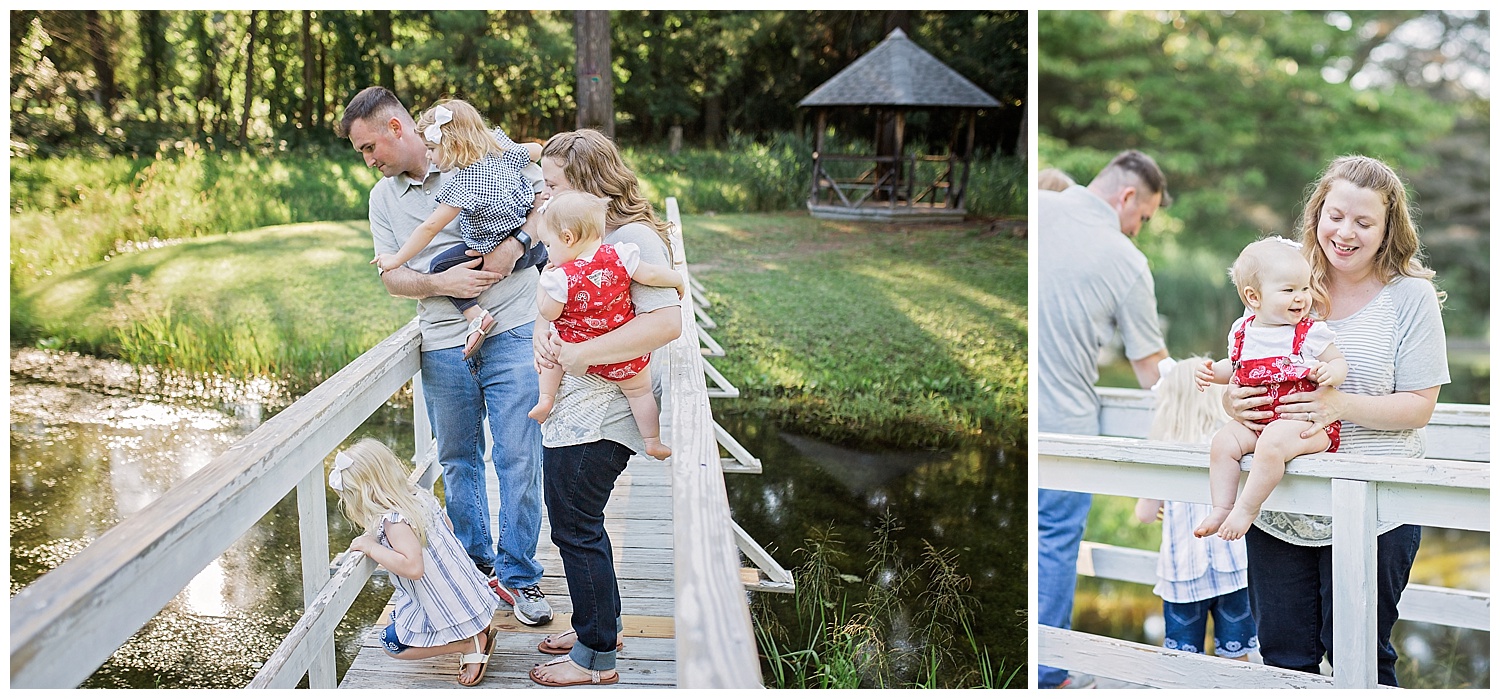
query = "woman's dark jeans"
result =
(1245, 523, 1421, 687)
(543, 440, 633, 671)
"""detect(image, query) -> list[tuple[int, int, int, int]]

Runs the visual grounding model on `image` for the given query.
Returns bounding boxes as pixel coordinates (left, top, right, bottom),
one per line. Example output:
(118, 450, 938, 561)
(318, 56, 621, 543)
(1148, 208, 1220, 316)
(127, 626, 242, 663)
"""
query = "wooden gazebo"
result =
(798, 28, 999, 222)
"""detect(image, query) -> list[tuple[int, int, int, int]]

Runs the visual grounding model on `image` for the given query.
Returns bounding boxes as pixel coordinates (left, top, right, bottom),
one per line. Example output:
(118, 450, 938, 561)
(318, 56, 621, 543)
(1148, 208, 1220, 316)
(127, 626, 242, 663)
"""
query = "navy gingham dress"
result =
(435, 129, 535, 254)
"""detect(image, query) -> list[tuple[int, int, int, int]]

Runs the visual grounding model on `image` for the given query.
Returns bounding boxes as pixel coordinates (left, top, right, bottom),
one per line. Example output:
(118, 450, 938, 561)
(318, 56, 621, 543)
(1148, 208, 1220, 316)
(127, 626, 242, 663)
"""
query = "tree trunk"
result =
(1014, 107, 1026, 160)
(301, 10, 315, 134)
(84, 10, 117, 112)
(138, 10, 164, 119)
(573, 10, 614, 137)
(703, 93, 722, 147)
(239, 10, 258, 145)
(317, 31, 327, 129)
(376, 11, 395, 90)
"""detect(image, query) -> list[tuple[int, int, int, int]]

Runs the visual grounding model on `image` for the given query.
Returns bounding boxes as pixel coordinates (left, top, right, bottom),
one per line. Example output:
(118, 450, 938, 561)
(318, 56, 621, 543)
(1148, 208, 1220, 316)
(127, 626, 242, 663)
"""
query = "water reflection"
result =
(9, 375, 402, 688)
(719, 414, 1027, 684)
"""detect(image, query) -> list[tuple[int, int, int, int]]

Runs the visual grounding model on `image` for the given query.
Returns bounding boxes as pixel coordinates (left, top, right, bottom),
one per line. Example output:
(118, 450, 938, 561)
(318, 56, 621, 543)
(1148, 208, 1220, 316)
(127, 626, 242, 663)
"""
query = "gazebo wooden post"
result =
(892, 111, 905, 209)
(810, 109, 826, 206)
(947, 111, 963, 208)
(956, 110, 976, 210)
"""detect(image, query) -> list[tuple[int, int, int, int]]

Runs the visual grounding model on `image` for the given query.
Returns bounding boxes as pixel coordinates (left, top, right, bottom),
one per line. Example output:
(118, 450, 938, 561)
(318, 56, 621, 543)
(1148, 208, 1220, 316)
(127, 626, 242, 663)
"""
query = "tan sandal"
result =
(529, 656, 620, 687)
(457, 627, 497, 686)
(461, 312, 496, 360)
(536, 628, 624, 655)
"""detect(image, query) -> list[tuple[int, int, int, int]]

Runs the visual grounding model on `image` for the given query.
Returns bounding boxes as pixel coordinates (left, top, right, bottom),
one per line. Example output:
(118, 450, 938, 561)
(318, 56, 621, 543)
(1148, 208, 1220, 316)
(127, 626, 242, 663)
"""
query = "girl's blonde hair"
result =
(1294, 155, 1441, 317)
(1148, 358, 1228, 444)
(541, 129, 674, 255)
(332, 439, 432, 546)
(543, 190, 609, 244)
(1037, 167, 1075, 192)
(416, 99, 504, 171)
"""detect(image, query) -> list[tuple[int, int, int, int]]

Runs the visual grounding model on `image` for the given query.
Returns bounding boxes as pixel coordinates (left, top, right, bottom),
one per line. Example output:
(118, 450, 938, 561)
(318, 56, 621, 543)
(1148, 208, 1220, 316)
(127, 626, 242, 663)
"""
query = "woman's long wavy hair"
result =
(1148, 357, 1228, 444)
(333, 439, 431, 546)
(416, 99, 504, 172)
(541, 129, 674, 256)
(1294, 155, 1440, 318)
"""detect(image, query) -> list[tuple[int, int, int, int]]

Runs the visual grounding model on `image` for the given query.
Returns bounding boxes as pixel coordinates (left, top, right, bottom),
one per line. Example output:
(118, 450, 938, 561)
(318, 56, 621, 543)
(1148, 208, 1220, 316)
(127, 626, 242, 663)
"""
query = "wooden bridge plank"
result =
(1039, 627, 1333, 689)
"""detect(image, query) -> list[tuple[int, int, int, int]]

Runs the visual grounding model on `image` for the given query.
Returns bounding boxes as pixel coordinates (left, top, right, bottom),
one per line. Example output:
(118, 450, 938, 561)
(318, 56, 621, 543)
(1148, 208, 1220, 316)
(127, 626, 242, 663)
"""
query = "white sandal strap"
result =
(460, 652, 487, 665)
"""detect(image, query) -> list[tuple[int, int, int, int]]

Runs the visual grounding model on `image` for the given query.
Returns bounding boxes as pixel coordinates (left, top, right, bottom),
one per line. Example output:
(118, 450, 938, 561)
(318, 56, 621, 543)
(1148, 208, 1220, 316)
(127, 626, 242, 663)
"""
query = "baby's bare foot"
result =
(1194, 506, 1233, 538)
(527, 396, 555, 423)
(644, 438, 672, 460)
(1217, 506, 1260, 541)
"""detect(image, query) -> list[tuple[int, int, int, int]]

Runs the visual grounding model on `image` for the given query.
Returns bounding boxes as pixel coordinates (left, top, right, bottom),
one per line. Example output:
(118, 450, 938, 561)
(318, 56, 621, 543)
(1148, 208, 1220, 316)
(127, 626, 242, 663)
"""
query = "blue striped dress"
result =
(378, 490, 498, 647)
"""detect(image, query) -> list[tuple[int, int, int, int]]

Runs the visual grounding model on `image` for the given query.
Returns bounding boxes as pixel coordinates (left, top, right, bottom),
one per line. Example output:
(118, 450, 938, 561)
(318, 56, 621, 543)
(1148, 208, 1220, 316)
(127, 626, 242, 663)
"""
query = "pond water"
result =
(8, 367, 1024, 688)
(719, 414, 1028, 687)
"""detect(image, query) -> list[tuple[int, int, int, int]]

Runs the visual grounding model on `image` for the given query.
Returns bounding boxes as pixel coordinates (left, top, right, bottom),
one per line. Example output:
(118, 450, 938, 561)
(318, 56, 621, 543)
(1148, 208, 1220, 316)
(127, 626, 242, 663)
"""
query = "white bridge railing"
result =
(1039, 388, 1490, 689)
(9, 198, 762, 689)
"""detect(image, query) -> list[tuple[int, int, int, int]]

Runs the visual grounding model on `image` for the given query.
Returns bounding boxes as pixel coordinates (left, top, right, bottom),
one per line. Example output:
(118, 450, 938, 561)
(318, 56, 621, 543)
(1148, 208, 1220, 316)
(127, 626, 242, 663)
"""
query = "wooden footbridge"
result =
(10, 199, 793, 689)
(1039, 387, 1490, 689)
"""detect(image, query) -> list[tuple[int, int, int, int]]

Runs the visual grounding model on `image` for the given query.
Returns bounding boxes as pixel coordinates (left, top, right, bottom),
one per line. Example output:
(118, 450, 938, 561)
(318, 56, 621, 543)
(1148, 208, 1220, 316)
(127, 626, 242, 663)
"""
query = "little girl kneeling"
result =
(330, 439, 499, 686)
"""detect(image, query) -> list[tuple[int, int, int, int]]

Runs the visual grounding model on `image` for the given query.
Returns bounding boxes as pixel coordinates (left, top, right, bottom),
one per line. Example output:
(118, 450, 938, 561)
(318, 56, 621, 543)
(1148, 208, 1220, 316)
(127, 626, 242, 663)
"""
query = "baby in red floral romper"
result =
(1192, 237, 1348, 540)
(526, 190, 683, 459)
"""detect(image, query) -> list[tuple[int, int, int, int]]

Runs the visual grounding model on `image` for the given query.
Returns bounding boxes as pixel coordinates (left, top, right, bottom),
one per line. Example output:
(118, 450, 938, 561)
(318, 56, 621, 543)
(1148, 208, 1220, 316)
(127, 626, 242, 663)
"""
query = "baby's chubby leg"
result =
(528, 363, 566, 423)
(616, 369, 671, 459)
(1218, 419, 1330, 540)
(1194, 421, 1259, 538)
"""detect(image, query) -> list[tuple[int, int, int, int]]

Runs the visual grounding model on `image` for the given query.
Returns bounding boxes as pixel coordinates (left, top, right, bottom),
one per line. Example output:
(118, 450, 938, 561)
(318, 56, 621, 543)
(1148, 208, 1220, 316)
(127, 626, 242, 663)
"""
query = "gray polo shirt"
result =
(368, 164, 539, 351)
(1037, 185, 1166, 435)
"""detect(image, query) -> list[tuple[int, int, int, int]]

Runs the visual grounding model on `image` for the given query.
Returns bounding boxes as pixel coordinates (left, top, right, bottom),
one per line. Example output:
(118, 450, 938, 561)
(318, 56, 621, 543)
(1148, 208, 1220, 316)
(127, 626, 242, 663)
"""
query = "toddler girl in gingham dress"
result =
(371, 98, 547, 359)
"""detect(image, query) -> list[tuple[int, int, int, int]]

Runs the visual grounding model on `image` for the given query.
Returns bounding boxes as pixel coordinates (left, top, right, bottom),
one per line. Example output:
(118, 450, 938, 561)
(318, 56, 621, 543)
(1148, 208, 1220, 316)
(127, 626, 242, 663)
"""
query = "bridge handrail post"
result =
(295, 463, 337, 688)
(1331, 478, 1379, 688)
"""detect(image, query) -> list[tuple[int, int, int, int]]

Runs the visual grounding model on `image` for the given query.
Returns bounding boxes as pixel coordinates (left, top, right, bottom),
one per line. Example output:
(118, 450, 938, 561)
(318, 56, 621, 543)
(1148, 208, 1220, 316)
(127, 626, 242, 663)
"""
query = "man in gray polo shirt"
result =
(1036, 150, 1171, 688)
(337, 86, 552, 625)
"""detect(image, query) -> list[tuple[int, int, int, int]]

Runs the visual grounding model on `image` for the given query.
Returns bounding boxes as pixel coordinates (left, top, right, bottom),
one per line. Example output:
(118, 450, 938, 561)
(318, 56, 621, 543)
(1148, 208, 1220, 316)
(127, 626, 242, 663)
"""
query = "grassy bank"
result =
(685, 213, 1026, 448)
(10, 141, 1023, 292)
(12, 212, 1024, 449)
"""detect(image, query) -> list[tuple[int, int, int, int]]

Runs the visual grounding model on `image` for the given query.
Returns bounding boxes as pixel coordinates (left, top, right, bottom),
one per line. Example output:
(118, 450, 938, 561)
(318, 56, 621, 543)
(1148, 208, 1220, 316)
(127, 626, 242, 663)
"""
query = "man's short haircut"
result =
(336, 86, 409, 138)
(1099, 150, 1172, 208)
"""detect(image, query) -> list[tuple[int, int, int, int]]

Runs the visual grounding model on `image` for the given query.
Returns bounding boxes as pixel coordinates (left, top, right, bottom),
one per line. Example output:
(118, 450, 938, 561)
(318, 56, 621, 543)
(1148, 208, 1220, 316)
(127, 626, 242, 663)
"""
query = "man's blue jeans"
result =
(1037, 488, 1092, 688)
(543, 440, 632, 672)
(420, 324, 545, 589)
(1245, 523, 1421, 687)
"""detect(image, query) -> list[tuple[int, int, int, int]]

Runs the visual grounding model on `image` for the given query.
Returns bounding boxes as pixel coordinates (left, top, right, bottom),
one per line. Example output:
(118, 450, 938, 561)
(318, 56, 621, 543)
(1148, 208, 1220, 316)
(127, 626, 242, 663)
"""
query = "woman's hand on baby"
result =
(1224, 383, 1273, 433)
(533, 322, 562, 371)
(1276, 385, 1347, 438)
(1192, 360, 1215, 391)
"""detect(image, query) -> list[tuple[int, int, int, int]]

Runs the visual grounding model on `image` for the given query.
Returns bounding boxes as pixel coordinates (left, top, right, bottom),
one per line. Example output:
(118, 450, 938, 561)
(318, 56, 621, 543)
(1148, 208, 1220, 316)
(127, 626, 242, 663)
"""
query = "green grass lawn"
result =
(683, 212, 1026, 448)
(11, 212, 1026, 449)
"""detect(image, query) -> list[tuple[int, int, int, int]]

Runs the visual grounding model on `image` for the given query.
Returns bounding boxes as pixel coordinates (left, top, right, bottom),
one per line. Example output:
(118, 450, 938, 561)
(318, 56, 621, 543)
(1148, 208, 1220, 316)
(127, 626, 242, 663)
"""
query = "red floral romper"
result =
(552, 244, 651, 381)
(1231, 315, 1339, 451)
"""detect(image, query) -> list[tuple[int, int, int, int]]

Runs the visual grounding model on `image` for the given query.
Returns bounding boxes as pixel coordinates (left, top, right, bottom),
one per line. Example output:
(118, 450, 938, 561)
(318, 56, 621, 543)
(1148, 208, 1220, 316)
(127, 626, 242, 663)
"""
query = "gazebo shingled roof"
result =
(797, 28, 1000, 109)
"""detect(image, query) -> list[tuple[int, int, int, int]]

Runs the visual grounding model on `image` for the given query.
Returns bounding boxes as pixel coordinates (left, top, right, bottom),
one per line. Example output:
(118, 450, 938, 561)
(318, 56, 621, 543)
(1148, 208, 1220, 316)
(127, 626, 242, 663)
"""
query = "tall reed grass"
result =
(752, 515, 1020, 688)
(10, 142, 378, 289)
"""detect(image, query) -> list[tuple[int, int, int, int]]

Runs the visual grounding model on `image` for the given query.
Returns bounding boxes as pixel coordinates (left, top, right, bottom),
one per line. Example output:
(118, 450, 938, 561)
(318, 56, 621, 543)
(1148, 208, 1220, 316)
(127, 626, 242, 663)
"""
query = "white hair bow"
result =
(1150, 357, 1178, 393)
(328, 451, 355, 492)
(424, 104, 454, 144)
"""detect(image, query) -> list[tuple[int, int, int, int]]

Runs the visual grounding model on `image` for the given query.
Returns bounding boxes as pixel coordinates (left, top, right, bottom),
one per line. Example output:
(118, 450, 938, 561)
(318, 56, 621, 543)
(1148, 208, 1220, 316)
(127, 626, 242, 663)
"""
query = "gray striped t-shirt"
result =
(1255, 275, 1449, 546)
